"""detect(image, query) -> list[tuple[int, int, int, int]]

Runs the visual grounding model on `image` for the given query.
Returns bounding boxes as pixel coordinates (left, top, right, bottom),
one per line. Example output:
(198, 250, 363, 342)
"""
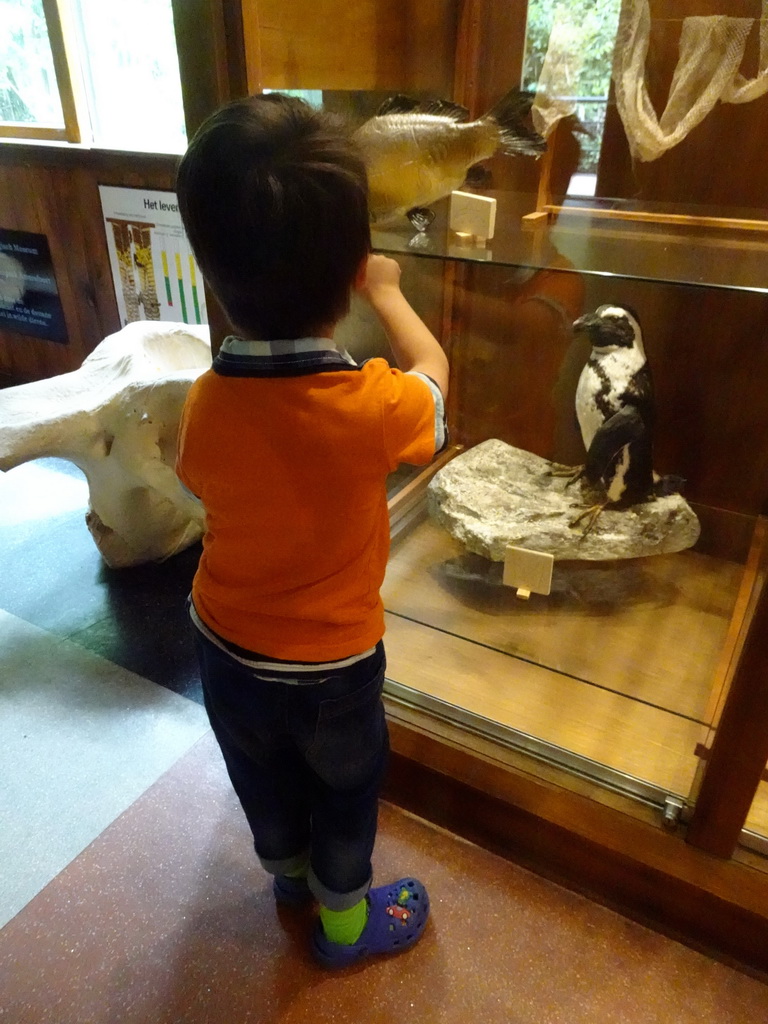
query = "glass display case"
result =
(326, 63, 768, 859)
(340, 201, 768, 850)
(747, 782, 768, 851)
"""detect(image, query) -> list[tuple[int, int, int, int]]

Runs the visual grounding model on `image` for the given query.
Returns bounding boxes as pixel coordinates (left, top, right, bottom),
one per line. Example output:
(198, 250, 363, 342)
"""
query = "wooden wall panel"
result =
(0, 161, 79, 381)
(443, 2, 574, 469)
(438, 1, 768, 517)
(447, 260, 586, 461)
(444, 261, 768, 517)
(579, 274, 768, 516)
(172, 0, 247, 137)
(0, 147, 177, 382)
(597, 0, 768, 209)
(468, 0, 542, 197)
(244, 0, 460, 94)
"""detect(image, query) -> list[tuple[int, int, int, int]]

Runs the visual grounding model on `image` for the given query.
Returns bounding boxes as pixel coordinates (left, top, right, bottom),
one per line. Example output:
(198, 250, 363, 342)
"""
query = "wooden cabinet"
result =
(198, 0, 768, 973)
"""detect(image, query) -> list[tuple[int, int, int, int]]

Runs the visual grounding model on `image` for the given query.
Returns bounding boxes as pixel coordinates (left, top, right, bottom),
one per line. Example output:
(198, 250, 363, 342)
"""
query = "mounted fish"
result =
(353, 88, 546, 229)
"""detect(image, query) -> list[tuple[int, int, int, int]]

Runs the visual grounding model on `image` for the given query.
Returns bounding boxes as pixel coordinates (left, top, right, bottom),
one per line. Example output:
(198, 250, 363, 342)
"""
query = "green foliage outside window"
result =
(0, 0, 63, 126)
(1, 0, 185, 150)
(523, 0, 621, 173)
(523, 0, 621, 97)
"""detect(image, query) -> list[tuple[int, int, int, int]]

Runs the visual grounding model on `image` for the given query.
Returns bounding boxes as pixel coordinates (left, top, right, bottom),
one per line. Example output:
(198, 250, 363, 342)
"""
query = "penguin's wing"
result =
(622, 366, 655, 426)
(585, 406, 647, 479)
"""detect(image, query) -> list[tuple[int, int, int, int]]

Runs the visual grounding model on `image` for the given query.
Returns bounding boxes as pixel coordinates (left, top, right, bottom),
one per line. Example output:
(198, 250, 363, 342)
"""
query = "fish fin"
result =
(417, 98, 470, 121)
(485, 86, 547, 157)
(376, 94, 423, 116)
(464, 164, 493, 188)
(407, 207, 436, 231)
(487, 86, 535, 119)
(376, 94, 469, 122)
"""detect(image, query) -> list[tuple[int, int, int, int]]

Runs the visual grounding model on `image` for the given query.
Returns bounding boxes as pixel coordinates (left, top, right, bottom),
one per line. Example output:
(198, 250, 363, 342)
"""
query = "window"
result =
(0, 0, 186, 153)
(523, 0, 621, 195)
(71, 0, 186, 153)
(0, 0, 73, 138)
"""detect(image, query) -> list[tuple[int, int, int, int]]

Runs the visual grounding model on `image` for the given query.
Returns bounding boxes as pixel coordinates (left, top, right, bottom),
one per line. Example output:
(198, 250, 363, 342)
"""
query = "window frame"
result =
(0, 0, 82, 143)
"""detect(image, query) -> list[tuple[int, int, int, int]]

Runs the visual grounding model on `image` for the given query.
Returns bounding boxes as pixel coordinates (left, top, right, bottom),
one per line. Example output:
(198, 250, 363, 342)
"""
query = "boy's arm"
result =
(356, 254, 449, 399)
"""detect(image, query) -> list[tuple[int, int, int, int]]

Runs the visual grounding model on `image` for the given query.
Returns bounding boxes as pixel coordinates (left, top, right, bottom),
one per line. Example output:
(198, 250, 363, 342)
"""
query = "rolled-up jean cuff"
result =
(258, 849, 310, 877)
(308, 866, 372, 911)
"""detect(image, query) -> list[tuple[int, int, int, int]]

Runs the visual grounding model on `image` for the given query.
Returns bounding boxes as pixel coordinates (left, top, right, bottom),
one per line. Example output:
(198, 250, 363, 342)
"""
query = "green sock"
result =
(320, 898, 369, 945)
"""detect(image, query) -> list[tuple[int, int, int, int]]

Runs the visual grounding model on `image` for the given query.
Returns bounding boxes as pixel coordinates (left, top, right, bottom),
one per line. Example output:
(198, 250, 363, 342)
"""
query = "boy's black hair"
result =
(177, 93, 370, 339)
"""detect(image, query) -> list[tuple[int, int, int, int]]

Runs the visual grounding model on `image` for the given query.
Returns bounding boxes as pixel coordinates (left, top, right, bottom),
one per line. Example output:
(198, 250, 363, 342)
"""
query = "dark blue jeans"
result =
(194, 630, 389, 911)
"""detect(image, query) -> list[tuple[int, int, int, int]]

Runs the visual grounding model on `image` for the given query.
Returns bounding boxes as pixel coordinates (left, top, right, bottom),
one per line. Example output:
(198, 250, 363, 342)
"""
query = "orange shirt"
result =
(177, 353, 438, 661)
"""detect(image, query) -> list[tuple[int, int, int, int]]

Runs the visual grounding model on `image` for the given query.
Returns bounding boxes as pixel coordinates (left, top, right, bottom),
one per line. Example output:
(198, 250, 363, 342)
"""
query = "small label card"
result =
(503, 545, 554, 600)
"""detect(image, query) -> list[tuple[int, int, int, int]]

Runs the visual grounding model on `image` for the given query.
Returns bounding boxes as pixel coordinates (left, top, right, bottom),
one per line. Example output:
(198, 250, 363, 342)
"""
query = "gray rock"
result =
(428, 439, 700, 562)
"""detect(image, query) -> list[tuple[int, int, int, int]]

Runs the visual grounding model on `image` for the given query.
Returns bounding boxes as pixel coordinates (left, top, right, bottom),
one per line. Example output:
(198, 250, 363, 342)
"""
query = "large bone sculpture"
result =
(0, 321, 211, 567)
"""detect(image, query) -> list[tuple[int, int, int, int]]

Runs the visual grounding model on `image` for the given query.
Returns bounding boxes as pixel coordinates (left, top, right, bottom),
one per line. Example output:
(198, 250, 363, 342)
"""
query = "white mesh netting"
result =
(532, 7, 584, 139)
(613, 0, 768, 161)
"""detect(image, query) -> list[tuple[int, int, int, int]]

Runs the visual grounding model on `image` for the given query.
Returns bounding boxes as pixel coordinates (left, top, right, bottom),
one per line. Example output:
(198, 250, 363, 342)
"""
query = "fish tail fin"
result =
(485, 87, 546, 158)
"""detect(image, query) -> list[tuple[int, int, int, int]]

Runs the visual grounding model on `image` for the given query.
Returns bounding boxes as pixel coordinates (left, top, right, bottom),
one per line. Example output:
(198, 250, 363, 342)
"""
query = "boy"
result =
(175, 93, 448, 969)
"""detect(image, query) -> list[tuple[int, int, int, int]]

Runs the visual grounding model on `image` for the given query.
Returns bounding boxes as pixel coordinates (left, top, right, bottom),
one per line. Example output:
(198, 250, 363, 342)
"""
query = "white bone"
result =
(0, 321, 211, 567)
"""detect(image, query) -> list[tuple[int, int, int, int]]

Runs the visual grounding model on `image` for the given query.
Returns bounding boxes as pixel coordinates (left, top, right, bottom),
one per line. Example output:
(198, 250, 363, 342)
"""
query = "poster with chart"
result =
(99, 185, 207, 328)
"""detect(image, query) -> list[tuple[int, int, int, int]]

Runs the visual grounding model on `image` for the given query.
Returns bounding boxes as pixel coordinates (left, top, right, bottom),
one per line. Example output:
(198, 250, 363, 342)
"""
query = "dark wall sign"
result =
(0, 228, 67, 343)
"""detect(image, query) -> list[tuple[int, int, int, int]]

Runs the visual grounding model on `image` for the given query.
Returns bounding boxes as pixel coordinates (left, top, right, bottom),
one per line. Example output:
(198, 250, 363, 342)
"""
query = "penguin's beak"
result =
(573, 313, 602, 335)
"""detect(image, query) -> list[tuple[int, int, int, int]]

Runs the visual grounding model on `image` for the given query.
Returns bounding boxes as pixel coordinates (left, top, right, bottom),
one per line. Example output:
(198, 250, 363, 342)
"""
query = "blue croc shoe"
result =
(312, 877, 430, 969)
(273, 874, 314, 907)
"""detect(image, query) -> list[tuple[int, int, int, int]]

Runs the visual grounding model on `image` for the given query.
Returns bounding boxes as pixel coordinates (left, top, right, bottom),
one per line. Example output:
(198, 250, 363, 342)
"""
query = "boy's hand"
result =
(354, 254, 449, 399)
(355, 254, 402, 306)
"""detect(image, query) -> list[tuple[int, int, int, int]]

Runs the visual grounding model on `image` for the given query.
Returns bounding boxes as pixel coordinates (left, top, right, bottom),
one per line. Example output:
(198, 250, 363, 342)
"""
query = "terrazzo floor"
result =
(1, 458, 767, 1023)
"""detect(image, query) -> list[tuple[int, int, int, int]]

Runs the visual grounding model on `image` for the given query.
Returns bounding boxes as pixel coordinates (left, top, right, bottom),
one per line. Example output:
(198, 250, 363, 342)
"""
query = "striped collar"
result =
(213, 336, 360, 378)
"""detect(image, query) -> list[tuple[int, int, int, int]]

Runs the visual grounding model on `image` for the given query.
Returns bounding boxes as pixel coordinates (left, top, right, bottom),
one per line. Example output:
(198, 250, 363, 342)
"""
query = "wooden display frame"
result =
(383, 478, 767, 795)
(524, 131, 768, 236)
(58, 0, 768, 972)
(382, 705, 768, 975)
(0, 0, 82, 144)
(525, 204, 768, 235)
